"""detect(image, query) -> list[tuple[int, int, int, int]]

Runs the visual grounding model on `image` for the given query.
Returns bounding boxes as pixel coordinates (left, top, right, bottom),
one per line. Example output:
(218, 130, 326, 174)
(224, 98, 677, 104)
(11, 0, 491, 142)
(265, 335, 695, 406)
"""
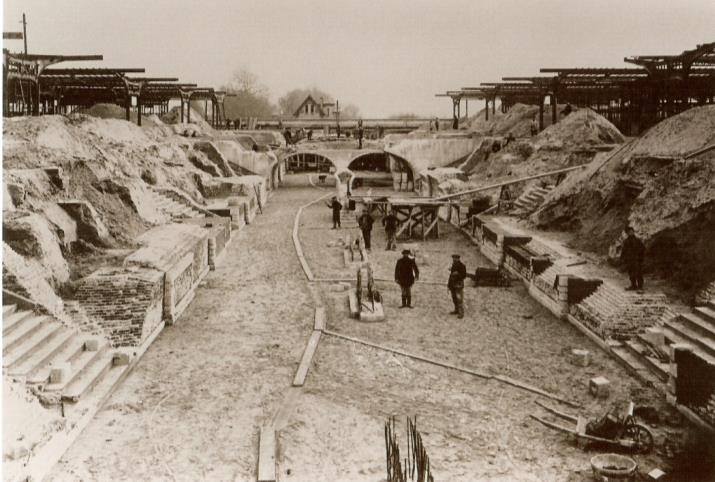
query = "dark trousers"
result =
(332, 213, 341, 228)
(386, 230, 397, 250)
(628, 263, 644, 289)
(361, 229, 371, 249)
(399, 283, 412, 307)
(450, 287, 464, 316)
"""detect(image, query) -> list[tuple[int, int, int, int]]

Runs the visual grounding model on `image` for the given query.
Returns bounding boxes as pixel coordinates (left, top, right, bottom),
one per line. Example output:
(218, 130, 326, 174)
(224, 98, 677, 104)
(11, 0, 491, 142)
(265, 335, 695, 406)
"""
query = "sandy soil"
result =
(49, 176, 318, 481)
(49, 176, 684, 481)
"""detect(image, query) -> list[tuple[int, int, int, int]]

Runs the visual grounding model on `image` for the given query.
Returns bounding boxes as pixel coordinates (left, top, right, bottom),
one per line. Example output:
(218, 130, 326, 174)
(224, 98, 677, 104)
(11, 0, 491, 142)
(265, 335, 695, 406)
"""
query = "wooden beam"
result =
(257, 426, 277, 482)
(292, 330, 322, 387)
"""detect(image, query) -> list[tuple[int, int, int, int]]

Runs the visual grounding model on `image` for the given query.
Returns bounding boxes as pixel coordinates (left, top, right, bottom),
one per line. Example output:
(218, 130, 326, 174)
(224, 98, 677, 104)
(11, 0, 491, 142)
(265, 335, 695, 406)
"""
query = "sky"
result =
(3, 0, 714, 118)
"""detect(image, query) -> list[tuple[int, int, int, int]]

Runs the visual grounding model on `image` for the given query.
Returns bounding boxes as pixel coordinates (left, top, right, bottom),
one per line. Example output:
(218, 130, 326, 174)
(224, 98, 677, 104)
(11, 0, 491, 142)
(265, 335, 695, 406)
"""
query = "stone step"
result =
(44, 344, 106, 393)
(611, 345, 666, 391)
(3, 322, 63, 368)
(708, 300, 715, 311)
(679, 311, 715, 340)
(26, 337, 89, 385)
(62, 350, 116, 402)
(665, 319, 715, 358)
(663, 326, 715, 365)
(3, 310, 35, 336)
(3, 315, 47, 352)
(3, 304, 17, 316)
(623, 340, 669, 382)
(694, 306, 715, 325)
(6, 328, 77, 378)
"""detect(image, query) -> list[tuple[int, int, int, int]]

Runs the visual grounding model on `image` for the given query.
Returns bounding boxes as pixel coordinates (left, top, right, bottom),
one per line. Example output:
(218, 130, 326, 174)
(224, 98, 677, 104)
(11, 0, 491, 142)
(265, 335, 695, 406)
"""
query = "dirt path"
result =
(50, 176, 320, 481)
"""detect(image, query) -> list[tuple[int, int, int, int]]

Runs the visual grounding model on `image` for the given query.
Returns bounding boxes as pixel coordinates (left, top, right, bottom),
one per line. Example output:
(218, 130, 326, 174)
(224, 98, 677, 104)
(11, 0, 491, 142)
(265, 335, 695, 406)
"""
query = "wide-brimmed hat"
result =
(401, 249, 411, 255)
(452, 254, 461, 259)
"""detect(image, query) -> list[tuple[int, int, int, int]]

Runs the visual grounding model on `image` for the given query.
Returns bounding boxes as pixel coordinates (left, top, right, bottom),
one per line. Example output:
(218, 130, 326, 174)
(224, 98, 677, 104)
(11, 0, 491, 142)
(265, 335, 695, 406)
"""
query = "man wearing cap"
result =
(621, 226, 645, 291)
(448, 254, 467, 318)
(395, 249, 419, 308)
(326, 196, 342, 229)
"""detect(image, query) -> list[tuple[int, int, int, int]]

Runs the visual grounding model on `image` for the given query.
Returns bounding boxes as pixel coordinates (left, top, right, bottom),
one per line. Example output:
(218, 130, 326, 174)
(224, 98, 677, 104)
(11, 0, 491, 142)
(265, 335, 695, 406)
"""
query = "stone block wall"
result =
(74, 267, 164, 347)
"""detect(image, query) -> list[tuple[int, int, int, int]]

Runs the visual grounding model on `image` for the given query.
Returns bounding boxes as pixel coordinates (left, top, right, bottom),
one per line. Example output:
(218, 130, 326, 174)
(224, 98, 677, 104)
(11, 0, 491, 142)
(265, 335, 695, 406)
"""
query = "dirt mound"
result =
(161, 106, 214, 133)
(631, 105, 715, 157)
(534, 107, 625, 147)
(464, 108, 623, 193)
(533, 106, 715, 300)
(467, 103, 563, 137)
(76, 103, 128, 120)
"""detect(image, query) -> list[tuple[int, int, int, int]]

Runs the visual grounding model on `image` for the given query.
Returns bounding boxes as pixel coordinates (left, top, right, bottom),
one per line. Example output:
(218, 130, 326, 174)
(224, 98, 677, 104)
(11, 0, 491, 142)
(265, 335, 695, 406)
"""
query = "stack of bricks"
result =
(74, 267, 164, 347)
(570, 281, 673, 340)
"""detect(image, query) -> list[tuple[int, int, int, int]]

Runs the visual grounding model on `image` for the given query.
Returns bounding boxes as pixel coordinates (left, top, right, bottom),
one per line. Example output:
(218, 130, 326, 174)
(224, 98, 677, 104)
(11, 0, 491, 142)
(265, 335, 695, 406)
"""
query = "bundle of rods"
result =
(385, 416, 434, 482)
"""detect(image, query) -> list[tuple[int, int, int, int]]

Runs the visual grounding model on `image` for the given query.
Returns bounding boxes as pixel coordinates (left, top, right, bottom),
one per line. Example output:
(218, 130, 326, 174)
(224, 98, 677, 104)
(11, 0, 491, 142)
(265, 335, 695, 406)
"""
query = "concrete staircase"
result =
(512, 184, 554, 216)
(663, 301, 715, 365)
(148, 189, 205, 220)
(2, 304, 128, 404)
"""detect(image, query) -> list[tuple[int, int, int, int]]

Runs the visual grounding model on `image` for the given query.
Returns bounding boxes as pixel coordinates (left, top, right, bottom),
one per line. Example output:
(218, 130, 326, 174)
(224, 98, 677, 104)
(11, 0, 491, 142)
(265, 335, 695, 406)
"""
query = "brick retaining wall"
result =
(74, 267, 164, 347)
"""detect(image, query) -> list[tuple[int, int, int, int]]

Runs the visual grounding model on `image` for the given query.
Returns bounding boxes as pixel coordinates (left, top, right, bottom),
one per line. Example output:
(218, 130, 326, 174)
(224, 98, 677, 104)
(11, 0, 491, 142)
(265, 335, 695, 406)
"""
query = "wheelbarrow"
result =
(530, 400, 654, 454)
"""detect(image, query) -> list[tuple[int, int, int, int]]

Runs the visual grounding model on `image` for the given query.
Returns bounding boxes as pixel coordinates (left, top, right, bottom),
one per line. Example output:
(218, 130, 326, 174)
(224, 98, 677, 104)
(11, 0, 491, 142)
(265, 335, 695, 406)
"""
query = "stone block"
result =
(589, 376, 610, 398)
(570, 348, 591, 367)
(50, 362, 71, 384)
(647, 468, 666, 480)
(643, 327, 665, 347)
(113, 352, 130, 366)
(84, 337, 101, 351)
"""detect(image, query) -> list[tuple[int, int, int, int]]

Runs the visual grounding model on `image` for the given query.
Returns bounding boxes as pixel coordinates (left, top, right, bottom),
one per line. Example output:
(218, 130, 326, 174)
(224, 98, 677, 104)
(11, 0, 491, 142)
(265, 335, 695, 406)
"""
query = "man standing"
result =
(326, 196, 342, 229)
(357, 208, 374, 250)
(395, 249, 419, 308)
(448, 254, 467, 318)
(382, 209, 399, 251)
(621, 226, 645, 291)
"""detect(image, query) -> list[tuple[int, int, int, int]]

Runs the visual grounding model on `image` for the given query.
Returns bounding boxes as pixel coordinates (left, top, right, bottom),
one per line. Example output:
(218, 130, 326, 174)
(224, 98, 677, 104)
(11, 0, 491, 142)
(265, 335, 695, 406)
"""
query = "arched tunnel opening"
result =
(285, 153, 334, 173)
(349, 152, 397, 188)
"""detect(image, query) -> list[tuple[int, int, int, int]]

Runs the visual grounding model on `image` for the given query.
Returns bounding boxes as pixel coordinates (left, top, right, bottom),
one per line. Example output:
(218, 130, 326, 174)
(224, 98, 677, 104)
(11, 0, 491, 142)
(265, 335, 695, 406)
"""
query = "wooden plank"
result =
(494, 375, 580, 407)
(314, 307, 326, 331)
(257, 426, 277, 482)
(292, 331, 322, 387)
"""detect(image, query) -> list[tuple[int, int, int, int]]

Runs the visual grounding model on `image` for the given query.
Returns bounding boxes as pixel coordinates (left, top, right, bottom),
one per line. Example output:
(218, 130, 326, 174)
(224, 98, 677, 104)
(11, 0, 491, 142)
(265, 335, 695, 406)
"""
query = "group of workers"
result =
(327, 196, 468, 317)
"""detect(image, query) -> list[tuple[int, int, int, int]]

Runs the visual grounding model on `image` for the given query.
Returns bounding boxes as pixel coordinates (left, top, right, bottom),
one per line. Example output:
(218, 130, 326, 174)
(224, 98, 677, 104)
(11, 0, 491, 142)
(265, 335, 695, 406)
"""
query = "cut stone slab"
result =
(570, 349, 591, 367)
(589, 376, 610, 398)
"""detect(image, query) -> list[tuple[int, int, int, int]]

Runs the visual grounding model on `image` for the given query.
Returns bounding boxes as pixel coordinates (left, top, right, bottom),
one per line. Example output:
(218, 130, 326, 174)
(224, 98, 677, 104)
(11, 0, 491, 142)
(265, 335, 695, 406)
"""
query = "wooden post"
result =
(539, 95, 545, 131)
(180, 100, 184, 123)
(485, 99, 489, 121)
(551, 93, 558, 124)
(125, 95, 131, 121)
(137, 95, 142, 126)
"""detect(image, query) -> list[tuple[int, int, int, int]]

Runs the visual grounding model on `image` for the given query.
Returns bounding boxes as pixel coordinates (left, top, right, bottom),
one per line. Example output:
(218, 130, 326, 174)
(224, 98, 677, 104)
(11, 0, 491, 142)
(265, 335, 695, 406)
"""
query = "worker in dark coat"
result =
(448, 254, 467, 318)
(357, 208, 374, 250)
(395, 250, 419, 308)
(382, 209, 399, 250)
(621, 226, 645, 291)
(326, 196, 342, 229)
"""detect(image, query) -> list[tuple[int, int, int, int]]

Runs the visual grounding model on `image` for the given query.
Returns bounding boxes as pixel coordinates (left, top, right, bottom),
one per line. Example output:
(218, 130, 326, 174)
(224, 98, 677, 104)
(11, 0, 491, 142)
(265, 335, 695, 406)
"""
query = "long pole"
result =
(22, 13, 27, 54)
(434, 164, 587, 201)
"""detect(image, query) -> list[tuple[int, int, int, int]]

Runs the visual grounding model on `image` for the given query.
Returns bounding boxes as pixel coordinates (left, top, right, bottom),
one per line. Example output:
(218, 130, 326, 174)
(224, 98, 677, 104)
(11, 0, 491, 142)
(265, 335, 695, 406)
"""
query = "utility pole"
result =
(335, 99, 340, 138)
(22, 13, 27, 54)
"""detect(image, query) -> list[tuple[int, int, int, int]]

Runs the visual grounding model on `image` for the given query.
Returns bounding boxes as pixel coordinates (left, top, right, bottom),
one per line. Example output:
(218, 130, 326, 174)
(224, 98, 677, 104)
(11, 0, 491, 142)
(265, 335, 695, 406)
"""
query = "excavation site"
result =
(2, 2, 715, 481)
